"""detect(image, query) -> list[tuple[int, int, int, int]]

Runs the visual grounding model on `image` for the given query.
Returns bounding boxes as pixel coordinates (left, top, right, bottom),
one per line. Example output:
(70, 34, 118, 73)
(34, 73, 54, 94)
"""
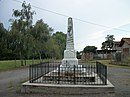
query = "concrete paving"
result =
(21, 79, 114, 94)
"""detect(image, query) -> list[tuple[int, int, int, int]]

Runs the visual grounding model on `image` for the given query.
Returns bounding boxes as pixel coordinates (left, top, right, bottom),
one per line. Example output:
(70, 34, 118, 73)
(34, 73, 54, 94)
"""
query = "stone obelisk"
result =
(61, 17, 78, 67)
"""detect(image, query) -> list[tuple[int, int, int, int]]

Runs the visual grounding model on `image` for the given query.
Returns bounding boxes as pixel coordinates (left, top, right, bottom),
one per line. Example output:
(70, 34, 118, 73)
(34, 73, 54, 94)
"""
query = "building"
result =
(97, 50, 116, 59)
(119, 38, 130, 57)
(81, 52, 93, 61)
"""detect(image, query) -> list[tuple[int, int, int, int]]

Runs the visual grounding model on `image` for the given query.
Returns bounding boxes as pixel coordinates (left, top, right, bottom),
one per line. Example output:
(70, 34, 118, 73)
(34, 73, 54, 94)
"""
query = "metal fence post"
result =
(28, 61, 107, 85)
(74, 65, 76, 84)
(29, 65, 31, 83)
(58, 64, 60, 84)
(105, 66, 107, 85)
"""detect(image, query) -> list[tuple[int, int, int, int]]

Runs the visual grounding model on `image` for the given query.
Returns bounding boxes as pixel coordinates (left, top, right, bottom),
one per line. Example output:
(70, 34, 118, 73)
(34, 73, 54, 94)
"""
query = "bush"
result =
(115, 52, 121, 62)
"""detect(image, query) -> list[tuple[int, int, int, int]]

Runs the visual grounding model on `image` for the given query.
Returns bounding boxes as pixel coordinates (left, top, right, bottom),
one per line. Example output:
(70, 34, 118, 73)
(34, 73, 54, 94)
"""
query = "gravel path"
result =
(108, 67, 130, 97)
(0, 68, 28, 92)
(0, 67, 130, 97)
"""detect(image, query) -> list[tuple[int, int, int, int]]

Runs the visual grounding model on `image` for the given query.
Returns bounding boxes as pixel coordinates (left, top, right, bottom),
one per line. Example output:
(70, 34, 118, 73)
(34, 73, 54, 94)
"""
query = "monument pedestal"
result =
(46, 17, 89, 81)
(62, 49, 78, 66)
(53, 17, 87, 75)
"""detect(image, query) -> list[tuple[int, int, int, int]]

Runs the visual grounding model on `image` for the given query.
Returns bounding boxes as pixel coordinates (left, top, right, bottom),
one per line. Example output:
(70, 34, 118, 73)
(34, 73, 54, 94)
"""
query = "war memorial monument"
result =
(22, 17, 114, 94)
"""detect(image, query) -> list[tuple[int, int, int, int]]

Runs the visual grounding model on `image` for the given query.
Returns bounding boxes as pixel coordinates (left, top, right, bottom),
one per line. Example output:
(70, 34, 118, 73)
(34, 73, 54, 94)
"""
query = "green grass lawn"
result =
(0, 59, 41, 71)
(1, 59, 130, 71)
(98, 60, 130, 69)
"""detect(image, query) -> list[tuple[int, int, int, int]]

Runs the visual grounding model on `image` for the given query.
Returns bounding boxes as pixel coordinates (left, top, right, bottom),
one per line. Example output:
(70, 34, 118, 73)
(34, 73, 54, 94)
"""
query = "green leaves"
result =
(83, 46, 97, 54)
(101, 35, 115, 50)
(0, 1, 67, 60)
(52, 32, 66, 58)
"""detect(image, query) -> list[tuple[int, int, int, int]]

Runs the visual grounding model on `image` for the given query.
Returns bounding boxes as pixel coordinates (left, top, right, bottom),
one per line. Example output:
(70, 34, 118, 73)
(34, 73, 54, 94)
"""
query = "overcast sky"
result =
(1, 0, 130, 51)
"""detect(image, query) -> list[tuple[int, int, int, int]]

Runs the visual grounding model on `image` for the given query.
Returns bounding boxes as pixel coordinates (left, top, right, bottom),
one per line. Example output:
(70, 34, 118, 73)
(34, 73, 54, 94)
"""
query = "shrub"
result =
(115, 52, 121, 62)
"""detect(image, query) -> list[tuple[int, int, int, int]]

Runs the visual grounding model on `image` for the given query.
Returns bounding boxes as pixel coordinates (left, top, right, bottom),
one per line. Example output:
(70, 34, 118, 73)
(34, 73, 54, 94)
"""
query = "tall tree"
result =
(105, 35, 115, 50)
(101, 41, 108, 50)
(101, 35, 115, 50)
(46, 38, 60, 59)
(10, 1, 35, 65)
(30, 19, 53, 61)
(0, 23, 9, 59)
(52, 32, 66, 58)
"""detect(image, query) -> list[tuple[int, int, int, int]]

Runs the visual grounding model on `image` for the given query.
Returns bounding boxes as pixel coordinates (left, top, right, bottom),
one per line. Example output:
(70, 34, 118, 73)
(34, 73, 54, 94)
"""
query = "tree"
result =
(83, 46, 97, 54)
(0, 2, 67, 61)
(10, 1, 35, 65)
(0, 23, 9, 59)
(77, 51, 82, 59)
(46, 38, 60, 59)
(105, 35, 115, 50)
(101, 35, 115, 50)
(52, 32, 66, 58)
(101, 41, 108, 50)
(30, 19, 53, 61)
(82, 46, 97, 61)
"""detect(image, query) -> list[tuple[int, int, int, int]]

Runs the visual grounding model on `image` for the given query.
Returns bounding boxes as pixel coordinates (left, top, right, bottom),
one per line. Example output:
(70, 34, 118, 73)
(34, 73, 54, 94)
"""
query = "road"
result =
(0, 66, 130, 97)
(0, 68, 28, 92)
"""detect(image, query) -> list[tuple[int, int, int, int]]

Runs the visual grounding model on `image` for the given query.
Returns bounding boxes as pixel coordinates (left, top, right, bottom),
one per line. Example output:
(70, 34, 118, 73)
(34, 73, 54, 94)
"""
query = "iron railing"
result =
(96, 61, 107, 85)
(29, 61, 107, 85)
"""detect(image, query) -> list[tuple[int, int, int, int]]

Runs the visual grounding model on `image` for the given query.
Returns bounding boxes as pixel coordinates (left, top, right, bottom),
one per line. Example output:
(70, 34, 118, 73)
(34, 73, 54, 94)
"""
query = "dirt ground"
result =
(0, 67, 130, 97)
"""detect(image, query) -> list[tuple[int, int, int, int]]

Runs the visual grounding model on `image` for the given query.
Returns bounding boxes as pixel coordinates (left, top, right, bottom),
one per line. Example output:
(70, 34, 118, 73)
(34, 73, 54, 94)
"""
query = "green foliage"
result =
(0, 23, 12, 59)
(101, 35, 115, 50)
(30, 19, 53, 61)
(8, 1, 35, 65)
(46, 38, 60, 59)
(83, 46, 97, 54)
(0, 1, 66, 61)
(99, 60, 130, 68)
(52, 32, 66, 58)
(101, 41, 107, 50)
(115, 52, 121, 62)
(77, 51, 82, 59)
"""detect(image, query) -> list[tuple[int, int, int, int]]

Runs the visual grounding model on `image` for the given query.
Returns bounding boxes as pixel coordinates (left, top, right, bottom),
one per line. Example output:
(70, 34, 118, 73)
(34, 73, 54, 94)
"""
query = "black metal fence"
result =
(96, 61, 107, 85)
(29, 61, 107, 85)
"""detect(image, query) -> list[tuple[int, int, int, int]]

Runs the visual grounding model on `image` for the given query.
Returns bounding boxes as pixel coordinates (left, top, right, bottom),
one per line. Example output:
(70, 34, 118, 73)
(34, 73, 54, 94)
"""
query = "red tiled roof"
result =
(119, 38, 130, 46)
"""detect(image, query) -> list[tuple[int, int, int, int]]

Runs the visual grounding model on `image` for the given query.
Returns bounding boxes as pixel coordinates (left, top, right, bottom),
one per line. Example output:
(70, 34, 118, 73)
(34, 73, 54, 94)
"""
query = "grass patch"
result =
(2, 59, 130, 71)
(98, 60, 130, 69)
(79, 60, 96, 65)
(0, 59, 41, 71)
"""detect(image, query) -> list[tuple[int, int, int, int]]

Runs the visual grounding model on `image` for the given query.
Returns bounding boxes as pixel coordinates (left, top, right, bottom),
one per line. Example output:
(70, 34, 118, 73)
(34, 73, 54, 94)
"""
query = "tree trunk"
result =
(39, 52, 42, 63)
(32, 54, 34, 64)
(32, 58, 34, 64)
(20, 51, 23, 66)
(103, 52, 104, 59)
(24, 58, 26, 66)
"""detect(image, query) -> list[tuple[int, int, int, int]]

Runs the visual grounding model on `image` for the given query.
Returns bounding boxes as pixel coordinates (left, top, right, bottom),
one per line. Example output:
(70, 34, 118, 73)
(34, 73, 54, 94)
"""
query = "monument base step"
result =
(21, 80, 114, 94)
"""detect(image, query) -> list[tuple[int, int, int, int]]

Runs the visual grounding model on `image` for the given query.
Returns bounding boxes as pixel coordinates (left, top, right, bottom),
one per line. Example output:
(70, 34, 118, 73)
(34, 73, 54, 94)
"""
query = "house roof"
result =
(119, 38, 130, 46)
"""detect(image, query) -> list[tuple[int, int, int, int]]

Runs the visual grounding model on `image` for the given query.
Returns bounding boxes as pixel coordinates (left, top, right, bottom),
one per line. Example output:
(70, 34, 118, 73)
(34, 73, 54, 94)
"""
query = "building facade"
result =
(119, 38, 130, 57)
